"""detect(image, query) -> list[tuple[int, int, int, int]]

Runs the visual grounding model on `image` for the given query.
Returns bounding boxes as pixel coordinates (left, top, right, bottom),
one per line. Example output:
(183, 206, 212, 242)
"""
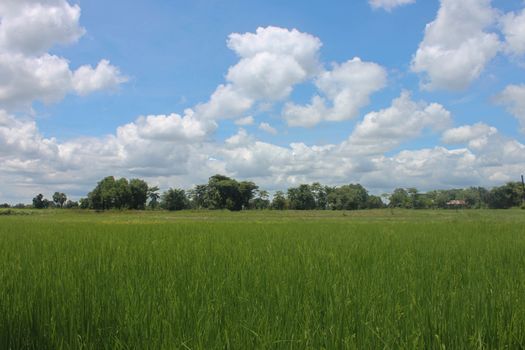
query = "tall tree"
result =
(271, 191, 287, 210)
(251, 189, 270, 209)
(207, 175, 243, 211)
(311, 182, 329, 210)
(161, 188, 189, 211)
(87, 176, 135, 210)
(64, 200, 79, 209)
(366, 195, 385, 209)
(187, 184, 208, 209)
(114, 178, 131, 209)
(487, 182, 523, 209)
(129, 179, 149, 210)
(407, 188, 425, 209)
(32, 194, 49, 209)
(287, 185, 316, 210)
(327, 184, 368, 210)
(52, 192, 67, 208)
(389, 188, 409, 208)
(88, 176, 115, 210)
(79, 198, 90, 209)
(239, 181, 258, 209)
(147, 186, 160, 209)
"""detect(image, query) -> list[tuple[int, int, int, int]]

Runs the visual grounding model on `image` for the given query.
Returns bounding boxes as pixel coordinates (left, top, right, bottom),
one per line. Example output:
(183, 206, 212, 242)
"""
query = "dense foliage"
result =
(83, 177, 151, 210)
(9, 174, 525, 210)
(186, 175, 258, 211)
(389, 183, 525, 209)
(160, 188, 189, 211)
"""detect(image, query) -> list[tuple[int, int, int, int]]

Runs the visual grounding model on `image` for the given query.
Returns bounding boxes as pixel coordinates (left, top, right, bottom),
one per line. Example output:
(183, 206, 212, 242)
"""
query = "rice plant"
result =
(0, 210, 524, 349)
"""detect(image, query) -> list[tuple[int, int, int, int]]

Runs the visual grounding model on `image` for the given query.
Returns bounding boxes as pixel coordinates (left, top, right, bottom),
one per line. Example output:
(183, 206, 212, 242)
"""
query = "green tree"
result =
(161, 188, 189, 211)
(429, 190, 453, 209)
(147, 186, 160, 209)
(389, 188, 409, 208)
(239, 181, 258, 209)
(458, 187, 488, 209)
(114, 178, 131, 209)
(32, 194, 49, 209)
(64, 200, 79, 209)
(366, 195, 385, 209)
(287, 185, 316, 210)
(271, 191, 287, 210)
(251, 189, 270, 209)
(129, 179, 149, 210)
(407, 188, 426, 209)
(327, 184, 368, 210)
(87, 176, 135, 210)
(311, 182, 329, 210)
(88, 176, 116, 210)
(187, 175, 263, 211)
(187, 184, 208, 209)
(487, 182, 523, 209)
(206, 175, 248, 211)
(52, 192, 67, 208)
(79, 198, 90, 209)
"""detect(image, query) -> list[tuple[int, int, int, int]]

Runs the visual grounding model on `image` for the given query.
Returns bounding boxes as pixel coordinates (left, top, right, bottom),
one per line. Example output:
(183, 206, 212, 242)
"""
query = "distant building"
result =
(446, 199, 466, 207)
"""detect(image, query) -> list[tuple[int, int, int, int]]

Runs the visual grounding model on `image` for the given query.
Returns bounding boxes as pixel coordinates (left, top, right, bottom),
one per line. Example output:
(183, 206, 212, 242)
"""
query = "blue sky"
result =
(42, 0, 439, 138)
(1, 0, 525, 203)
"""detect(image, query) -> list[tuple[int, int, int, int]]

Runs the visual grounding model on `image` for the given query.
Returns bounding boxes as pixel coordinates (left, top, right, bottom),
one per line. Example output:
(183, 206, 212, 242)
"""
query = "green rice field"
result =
(1, 209, 524, 349)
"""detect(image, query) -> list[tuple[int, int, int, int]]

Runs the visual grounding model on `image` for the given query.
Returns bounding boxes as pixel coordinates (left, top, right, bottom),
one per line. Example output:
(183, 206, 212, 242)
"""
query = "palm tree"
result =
(147, 186, 160, 209)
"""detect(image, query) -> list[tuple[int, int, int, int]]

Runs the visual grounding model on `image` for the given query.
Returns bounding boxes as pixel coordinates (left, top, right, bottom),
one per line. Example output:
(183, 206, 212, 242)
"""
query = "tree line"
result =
(388, 184, 524, 209)
(2, 174, 524, 211)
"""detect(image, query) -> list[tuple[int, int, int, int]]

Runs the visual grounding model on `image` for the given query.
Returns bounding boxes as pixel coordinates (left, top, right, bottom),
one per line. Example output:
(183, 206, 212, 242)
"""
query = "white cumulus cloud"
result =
(72, 60, 128, 96)
(373, 147, 479, 188)
(0, 53, 72, 109)
(196, 84, 253, 120)
(500, 7, 525, 57)
(227, 26, 321, 77)
(0, 0, 126, 111)
(2, 18, 525, 204)
(346, 91, 452, 154)
(442, 123, 497, 148)
(197, 26, 322, 120)
(125, 110, 217, 142)
(258, 122, 277, 135)
(495, 84, 525, 133)
(284, 57, 387, 127)
(0, 0, 85, 56)
(2, 106, 525, 203)
(411, 0, 500, 91)
(0, 107, 220, 202)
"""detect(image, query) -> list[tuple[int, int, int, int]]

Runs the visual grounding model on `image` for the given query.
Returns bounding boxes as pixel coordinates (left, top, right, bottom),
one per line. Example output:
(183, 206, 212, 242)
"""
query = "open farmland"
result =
(1, 209, 524, 349)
